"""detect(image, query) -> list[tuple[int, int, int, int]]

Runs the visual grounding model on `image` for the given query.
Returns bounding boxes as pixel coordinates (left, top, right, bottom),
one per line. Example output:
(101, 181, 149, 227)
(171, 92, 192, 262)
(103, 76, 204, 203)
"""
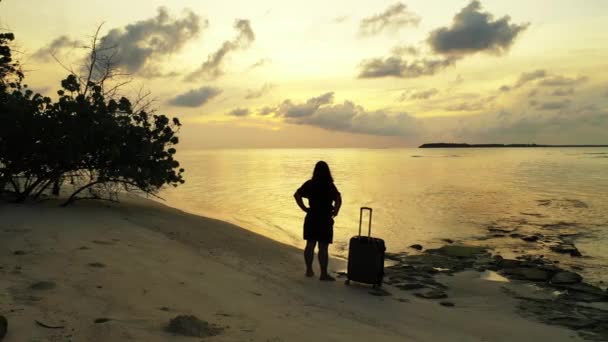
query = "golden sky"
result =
(2, 0, 608, 147)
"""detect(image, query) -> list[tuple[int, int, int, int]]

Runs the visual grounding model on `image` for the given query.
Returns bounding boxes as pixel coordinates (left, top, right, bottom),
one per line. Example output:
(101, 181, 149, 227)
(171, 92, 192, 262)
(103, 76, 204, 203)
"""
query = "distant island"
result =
(419, 143, 608, 148)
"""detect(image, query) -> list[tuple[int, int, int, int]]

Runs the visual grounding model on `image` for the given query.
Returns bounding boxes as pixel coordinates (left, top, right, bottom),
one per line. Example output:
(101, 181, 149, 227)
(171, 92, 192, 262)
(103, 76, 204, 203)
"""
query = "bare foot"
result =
(306, 270, 315, 277)
(319, 274, 335, 281)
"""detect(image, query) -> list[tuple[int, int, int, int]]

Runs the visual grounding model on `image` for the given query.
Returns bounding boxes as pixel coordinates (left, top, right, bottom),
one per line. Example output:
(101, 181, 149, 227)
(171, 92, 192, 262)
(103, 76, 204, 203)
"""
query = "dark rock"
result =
(415, 290, 448, 299)
(541, 222, 579, 229)
(440, 301, 455, 307)
(555, 283, 608, 302)
(488, 227, 515, 234)
(510, 233, 523, 239)
(385, 253, 403, 262)
(550, 244, 582, 257)
(441, 239, 454, 244)
(562, 292, 607, 303)
(426, 245, 487, 259)
(520, 212, 543, 217)
(549, 316, 597, 330)
(558, 283, 606, 296)
(409, 244, 423, 251)
(416, 266, 439, 274)
(166, 315, 221, 337)
(30, 281, 56, 290)
(550, 271, 582, 285)
(565, 199, 589, 208)
(497, 258, 522, 269)
(522, 236, 540, 242)
(13, 250, 26, 255)
(501, 267, 551, 282)
(396, 283, 426, 291)
(0, 315, 6, 340)
(88, 262, 106, 268)
(94, 318, 111, 324)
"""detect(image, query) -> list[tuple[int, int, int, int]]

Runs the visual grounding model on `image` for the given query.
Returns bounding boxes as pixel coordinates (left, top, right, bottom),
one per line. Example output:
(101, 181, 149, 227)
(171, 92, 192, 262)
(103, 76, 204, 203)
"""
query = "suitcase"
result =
(346, 207, 386, 287)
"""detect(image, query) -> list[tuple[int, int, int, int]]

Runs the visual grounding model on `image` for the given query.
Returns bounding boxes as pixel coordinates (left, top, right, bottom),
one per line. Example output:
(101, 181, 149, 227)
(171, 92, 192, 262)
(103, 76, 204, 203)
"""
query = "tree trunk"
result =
(52, 177, 61, 196)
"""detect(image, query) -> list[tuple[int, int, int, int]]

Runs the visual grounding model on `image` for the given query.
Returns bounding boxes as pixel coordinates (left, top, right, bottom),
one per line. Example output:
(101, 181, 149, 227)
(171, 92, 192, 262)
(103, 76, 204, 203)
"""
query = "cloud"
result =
(391, 44, 420, 56)
(359, 3, 420, 36)
(501, 70, 588, 93)
(245, 83, 275, 99)
(540, 75, 588, 87)
(445, 97, 494, 112)
(449, 74, 464, 87)
(257, 106, 277, 116)
(32, 36, 84, 61)
(228, 108, 250, 116)
(428, 0, 529, 55)
(297, 102, 418, 136)
(249, 58, 271, 70)
(400, 88, 439, 101)
(535, 99, 572, 111)
(551, 88, 574, 97)
(186, 19, 255, 81)
(358, 56, 457, 78)
(499, 70, 546, 92)
(168, 86, 222, 107)
(515, 69, 547, 88)
(96, 7, 203, 76)
(279, 92, 335, 118)
(245, 92, 419, 137)
(358, 1, 527, 79)
(229, 91, 608, 144)
(466, 105, 608, 144)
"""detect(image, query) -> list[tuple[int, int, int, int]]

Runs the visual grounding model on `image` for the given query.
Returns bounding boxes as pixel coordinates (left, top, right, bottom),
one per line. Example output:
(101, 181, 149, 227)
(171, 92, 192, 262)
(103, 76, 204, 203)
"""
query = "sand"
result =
(0, 196, 582, 341)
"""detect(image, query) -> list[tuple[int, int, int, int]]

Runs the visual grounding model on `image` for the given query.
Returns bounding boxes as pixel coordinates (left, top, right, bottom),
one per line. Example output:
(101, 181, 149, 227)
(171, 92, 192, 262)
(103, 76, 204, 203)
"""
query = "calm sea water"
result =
(160, 148, 608, 283)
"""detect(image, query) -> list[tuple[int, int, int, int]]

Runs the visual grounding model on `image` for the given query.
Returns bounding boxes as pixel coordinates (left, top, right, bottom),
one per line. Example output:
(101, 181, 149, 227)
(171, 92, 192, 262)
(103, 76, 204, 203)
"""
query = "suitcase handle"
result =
(359, 207, 372, 237)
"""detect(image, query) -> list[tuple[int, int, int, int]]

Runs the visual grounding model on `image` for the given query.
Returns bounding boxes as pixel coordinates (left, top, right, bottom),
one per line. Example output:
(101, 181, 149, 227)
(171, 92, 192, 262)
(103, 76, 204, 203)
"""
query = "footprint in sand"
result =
(92, 240, 114, 245)
(88, 262, 106, 268)
(30, 281, 56, 291)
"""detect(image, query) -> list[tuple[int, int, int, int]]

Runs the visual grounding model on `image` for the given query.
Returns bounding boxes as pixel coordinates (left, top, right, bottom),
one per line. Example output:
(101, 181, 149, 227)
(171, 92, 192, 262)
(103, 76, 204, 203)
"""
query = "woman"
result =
(294, 161, 342, 281)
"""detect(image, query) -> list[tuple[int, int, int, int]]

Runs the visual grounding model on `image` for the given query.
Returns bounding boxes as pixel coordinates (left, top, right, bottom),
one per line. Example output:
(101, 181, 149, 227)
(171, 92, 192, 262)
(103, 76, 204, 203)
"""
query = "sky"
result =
(2, 0, 608, 148)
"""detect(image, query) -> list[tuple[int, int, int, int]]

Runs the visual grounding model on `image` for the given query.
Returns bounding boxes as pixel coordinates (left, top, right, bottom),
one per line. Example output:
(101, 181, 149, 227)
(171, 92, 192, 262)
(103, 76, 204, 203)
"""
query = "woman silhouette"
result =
(294, 161, 342, 281)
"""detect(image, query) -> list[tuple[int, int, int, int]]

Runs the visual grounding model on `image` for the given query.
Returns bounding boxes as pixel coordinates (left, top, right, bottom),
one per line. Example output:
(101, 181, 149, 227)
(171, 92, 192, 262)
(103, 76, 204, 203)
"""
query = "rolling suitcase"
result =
(346, 207, 386, 287)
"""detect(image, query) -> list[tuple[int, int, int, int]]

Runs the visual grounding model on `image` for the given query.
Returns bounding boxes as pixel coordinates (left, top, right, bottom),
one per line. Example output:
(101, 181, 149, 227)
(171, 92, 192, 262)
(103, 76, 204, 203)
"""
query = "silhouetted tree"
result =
(0, 26, 185, 205)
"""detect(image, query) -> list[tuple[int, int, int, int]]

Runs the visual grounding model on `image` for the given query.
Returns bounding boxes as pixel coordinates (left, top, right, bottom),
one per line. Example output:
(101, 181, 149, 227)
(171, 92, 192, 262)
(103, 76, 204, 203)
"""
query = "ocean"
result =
(160, 148, 608, 284)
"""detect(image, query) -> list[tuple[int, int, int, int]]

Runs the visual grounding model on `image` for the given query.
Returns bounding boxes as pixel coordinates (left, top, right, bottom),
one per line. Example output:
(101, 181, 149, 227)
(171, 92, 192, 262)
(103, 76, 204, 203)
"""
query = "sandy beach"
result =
(0, 196, 584, 341)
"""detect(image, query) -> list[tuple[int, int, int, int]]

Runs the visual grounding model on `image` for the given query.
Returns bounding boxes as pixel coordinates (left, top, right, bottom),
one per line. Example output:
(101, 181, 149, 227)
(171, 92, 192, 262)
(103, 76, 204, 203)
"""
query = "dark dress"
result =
(296, 179, 340, 243)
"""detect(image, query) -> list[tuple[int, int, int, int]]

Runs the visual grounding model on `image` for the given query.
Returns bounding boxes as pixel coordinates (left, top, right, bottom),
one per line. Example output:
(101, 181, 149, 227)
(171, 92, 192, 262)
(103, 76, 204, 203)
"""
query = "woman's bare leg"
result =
(318, 242, 335, 281)
(304, 240, 316, 277)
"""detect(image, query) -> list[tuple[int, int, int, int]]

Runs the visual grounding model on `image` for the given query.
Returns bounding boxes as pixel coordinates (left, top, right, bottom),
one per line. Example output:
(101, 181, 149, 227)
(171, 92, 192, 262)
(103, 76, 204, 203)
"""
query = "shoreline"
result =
(0, 195, 597, 341)
(419, 143, 608, 148)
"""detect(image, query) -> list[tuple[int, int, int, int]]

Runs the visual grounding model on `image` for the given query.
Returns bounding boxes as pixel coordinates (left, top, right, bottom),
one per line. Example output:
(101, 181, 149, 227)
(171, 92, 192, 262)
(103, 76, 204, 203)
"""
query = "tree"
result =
(0, 27, 185, 205)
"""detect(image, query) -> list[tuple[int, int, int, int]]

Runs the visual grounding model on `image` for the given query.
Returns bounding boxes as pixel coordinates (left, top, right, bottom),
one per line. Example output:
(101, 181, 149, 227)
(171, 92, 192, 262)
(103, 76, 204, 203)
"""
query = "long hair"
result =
(312, 161, 333, 183)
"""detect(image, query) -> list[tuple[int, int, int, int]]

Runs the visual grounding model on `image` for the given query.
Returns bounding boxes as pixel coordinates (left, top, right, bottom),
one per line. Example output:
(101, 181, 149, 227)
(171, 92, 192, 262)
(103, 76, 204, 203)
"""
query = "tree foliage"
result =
(0, 29, 184, 205)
